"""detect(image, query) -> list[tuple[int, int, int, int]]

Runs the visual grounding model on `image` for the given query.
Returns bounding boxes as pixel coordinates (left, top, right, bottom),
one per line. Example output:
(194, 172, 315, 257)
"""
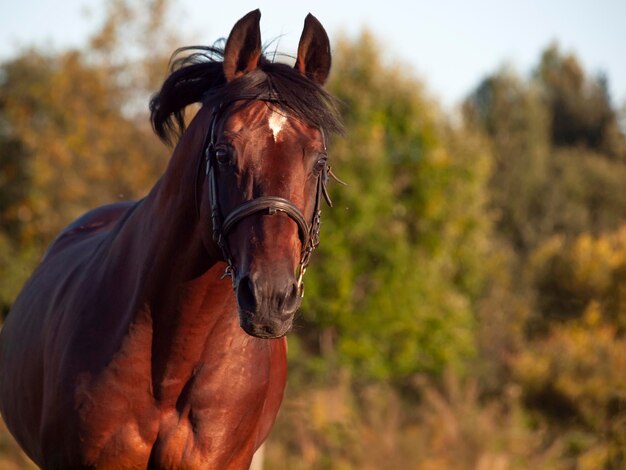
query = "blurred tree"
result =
(513, 300, 626, 467)
(295, 32, 495, 382)
(465, 50, 626, 254)
(1, 5, 625, 467)
(465, 47, 626, 468)
(464, 69, 551, 252)
(529, 225, 626, 330)
(0, 0, 181, 315)
(0, 50, 166, 243)
(89, 0, 185, 113)
(537, 44, 626, 160)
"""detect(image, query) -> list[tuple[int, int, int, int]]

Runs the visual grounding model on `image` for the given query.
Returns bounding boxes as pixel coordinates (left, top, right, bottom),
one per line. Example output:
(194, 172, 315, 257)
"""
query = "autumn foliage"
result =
(1, 1, 625, 468)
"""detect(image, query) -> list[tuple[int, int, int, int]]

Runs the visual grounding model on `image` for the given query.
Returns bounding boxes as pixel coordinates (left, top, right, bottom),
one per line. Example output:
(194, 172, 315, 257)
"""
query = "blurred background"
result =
(1, 1, 625, 468)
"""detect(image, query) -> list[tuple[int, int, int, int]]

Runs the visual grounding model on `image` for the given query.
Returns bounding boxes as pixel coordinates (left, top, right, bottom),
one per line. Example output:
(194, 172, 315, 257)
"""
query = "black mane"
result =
(149, 45, 343, 145)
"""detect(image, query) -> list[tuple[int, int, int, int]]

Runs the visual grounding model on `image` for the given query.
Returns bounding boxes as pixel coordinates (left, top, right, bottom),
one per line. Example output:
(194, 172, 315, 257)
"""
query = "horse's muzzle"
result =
(235, 273, 300, 338)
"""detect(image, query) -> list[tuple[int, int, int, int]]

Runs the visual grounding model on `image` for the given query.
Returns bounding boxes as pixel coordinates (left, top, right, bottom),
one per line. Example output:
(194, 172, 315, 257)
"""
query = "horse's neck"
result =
(106, 107, 240, 399)
(120, 106, 215, 292)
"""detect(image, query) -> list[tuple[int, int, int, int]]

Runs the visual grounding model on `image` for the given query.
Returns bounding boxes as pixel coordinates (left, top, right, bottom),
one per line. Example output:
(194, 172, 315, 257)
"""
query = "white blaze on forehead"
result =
(268, 110, 288, 142)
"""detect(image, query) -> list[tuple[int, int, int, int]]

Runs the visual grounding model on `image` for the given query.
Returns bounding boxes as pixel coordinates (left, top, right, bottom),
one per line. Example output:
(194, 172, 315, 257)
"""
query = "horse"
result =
(0, 9, 343, 468)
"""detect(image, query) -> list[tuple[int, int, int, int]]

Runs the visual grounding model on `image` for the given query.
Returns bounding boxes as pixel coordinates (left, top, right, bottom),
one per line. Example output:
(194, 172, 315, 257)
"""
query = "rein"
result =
(201, 105, 339, 296)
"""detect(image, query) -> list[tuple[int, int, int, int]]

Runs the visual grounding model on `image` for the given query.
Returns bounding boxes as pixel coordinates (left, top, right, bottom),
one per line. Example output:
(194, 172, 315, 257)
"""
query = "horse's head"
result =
(187, 11, 342, 338)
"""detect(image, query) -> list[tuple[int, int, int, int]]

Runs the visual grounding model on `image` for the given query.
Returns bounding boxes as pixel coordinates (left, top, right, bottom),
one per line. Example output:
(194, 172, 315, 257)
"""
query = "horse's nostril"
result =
(237, 275, 257, 312)
(281, 281, 300, 313)
(237, 274, 300, 316)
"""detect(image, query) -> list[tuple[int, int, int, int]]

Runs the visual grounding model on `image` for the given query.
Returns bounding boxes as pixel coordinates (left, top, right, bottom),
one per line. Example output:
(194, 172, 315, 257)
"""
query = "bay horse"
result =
(0, 10, 342, 469)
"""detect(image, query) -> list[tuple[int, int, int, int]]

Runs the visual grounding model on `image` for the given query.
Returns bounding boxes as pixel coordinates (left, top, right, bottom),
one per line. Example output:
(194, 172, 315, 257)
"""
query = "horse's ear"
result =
(295, 14, 331, 86)
(223, 9, 262, 82)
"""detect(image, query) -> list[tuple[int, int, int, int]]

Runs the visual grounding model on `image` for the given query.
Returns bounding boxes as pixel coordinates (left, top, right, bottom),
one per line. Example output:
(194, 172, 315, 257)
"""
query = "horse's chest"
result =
(73, 332, 287, 468)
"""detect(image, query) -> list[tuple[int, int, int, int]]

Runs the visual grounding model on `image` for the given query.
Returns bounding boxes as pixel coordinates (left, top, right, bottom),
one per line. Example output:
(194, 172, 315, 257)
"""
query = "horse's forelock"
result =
(149, 45, 343, 146)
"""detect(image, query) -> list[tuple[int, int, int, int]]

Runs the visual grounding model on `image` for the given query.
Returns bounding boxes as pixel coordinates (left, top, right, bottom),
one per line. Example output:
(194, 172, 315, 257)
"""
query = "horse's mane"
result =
(149, 45, 344, 145)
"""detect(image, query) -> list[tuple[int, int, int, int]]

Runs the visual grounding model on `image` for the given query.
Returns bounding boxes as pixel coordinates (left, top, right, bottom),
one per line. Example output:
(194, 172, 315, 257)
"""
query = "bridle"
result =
(201, 104, 340, 296)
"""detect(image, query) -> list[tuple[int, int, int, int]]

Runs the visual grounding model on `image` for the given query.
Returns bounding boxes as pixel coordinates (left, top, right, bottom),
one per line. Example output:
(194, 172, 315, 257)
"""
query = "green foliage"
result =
(1, 6, 626, 469)
(0, 0, 180, 314)
(513, 303, 626, 467)
(0, 233, 40, 320)
(465, 46, 626, 253)
(296, 32, 494, 381)
(465, 43, 626, 469)
(465, 69, 551, 251)
(529, 226, 626, 330)
(0, 50, 164, 242)
(537, 44, 626, 160)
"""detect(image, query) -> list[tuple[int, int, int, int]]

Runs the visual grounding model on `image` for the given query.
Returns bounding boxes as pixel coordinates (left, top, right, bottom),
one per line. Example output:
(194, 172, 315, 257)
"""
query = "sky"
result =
(1, 0, 625, 110)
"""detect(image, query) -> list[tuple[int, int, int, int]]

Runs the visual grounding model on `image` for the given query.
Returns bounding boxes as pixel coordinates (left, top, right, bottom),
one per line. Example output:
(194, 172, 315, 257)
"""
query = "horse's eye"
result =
(215, 146, 232, 165)
(313, 156, 328, 175)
